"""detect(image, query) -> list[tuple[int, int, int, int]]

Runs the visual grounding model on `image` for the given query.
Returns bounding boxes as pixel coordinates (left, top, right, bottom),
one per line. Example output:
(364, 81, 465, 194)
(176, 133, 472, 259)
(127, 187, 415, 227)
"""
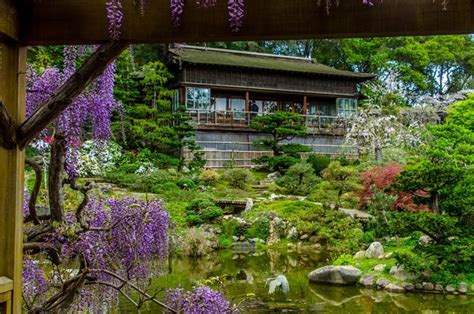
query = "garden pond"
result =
(119, 248, 474, 313)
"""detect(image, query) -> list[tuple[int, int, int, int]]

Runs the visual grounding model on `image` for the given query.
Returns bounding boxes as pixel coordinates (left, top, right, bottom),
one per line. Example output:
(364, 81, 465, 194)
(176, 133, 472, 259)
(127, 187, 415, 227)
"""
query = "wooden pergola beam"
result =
(19, 0, 474, 45)
(0, 0, 19, 42)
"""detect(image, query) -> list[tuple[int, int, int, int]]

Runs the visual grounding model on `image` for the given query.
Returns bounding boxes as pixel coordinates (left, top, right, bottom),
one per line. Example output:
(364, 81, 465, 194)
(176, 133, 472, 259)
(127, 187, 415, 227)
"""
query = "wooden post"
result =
(245, 91, 250, 112)
(303, 96, 308, 125)
(0, 42, 26, 313)
(245, 91, 250, 126)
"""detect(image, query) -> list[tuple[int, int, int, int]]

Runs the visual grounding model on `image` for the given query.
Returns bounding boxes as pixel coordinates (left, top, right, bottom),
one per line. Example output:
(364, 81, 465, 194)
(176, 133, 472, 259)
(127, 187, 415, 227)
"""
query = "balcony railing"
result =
(186, 110, 348, 130)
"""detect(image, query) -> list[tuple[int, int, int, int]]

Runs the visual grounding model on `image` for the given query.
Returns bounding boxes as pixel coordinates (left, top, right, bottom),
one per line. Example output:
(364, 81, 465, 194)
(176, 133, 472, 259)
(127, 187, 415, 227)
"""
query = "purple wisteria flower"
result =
(171, 0, 186, 29)
(164, 286, 235, 313)
(228, 0, 244, 32)
(106, 0, 123, 40)
(27, 46, 121, 179)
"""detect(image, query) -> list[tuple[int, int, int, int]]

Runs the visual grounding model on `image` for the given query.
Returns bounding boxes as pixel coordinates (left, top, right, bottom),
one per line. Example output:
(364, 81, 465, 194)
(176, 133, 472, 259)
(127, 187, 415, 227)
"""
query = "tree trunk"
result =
(48, 134, 66, 222)
(431, 192, 440, 214)
(374, 146, 383, 163)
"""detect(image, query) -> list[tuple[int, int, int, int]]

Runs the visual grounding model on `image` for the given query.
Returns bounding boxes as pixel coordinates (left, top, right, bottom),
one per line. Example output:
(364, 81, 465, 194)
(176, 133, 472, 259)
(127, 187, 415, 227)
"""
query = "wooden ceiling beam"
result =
(19, 0, 474, 45)
(0, 0, 19, 42)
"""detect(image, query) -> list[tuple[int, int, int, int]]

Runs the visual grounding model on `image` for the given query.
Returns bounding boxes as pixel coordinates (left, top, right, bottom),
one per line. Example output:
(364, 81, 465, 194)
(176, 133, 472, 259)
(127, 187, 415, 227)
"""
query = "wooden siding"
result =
(182, 65, 358, 96)
(188, 131, 357, 168)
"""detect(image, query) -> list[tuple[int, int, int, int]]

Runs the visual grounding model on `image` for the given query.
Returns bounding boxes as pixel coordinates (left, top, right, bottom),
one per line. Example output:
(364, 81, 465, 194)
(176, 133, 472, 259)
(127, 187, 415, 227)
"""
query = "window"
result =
(186, 87, 211, 110)
(231, 97, 245, 120)
(337, 98, 357, 118)
(215, 97, 227, 112)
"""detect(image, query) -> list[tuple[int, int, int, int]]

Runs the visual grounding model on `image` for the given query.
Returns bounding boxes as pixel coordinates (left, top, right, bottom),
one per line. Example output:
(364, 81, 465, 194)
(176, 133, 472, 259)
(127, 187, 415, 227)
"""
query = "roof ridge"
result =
(175, 44, 315, 63)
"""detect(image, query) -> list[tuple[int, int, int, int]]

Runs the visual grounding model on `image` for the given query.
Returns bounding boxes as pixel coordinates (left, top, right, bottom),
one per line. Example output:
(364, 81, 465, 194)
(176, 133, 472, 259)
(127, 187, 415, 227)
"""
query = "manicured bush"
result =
(185, 198, 223, 226)
(176, 178, 197, 190)
(312, 161, 362, 209)
(306, 154, 331, 176)
(276, 162, 321, 195)
(198, 169, 220, 186)
(223, 168, 253, 189)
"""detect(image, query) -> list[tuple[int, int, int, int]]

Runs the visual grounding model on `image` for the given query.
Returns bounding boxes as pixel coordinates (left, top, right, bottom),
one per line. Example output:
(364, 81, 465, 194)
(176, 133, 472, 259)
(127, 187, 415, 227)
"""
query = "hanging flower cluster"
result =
(22, 197, 169, 312)
(106, 0, 449, 39)
(106, 0, 123, 40)
(164, 286, 235, 313)
(27, 46, 121, 178)
(170, 0, 186, 28)
(228, 0, 244, 32)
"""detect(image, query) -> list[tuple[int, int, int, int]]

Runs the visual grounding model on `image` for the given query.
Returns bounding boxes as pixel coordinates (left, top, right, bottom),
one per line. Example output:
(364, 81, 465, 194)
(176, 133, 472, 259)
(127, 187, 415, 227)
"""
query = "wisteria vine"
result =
(27, 46, 121, 178)
(23, 197, 170, 312)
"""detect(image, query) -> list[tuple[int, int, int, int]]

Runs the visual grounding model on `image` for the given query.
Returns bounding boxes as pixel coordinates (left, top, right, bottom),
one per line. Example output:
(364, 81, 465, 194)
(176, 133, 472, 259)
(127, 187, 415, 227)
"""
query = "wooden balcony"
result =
(187, 110, 349, 134)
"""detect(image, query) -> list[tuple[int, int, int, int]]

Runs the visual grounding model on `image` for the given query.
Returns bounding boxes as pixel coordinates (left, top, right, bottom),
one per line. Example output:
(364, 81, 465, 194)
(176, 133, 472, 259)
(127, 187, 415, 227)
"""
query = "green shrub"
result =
(199, 169, 220, 186)
(223, 168, 253, 189)
(176, 178, 197, 190)
(245, 217, 270, 241)
(276, 162, 321, 195)
(280, 143, 312, 156)
(244, 200, 363, 254)
(307, 154, 331, 176)
(185, 198, 223, 226)
(253, 155, 299, 172)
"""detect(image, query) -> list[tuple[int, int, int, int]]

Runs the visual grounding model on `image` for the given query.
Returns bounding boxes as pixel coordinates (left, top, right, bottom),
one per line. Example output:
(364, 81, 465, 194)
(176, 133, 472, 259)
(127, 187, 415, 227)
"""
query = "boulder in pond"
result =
(402, 282, 415, 291)
(359, 275, 375, 287)
(458, 282, 468, 294)
(375, 278, 390, 288)
(385, 283, 405, 293)
(422, 282, 434, 291)
(308, 266, 362, 285)
(445, 284, 456, 293)
(365, 242, 384, 258)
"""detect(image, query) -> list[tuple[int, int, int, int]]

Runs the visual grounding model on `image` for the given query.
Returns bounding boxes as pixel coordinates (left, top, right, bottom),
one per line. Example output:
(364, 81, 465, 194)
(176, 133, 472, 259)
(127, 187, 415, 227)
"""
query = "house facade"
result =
(166, 45, 375, 167)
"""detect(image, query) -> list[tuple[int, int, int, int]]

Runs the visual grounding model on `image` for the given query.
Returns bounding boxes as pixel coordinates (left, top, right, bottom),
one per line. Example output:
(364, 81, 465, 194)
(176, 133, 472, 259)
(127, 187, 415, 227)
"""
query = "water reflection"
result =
(120, 249, 474, 313)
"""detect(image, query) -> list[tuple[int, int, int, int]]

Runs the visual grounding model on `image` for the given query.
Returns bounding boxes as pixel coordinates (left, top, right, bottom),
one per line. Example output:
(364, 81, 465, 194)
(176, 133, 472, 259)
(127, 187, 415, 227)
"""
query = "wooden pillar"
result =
(303, 96, 308, 115)
(0, 42, 26, 313)
(245, 91, 250, 112)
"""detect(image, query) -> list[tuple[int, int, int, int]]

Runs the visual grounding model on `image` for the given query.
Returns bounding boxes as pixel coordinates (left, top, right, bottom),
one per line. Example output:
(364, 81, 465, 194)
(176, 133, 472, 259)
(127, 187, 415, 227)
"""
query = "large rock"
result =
(308, 266, 362, 285)
(402, 282, 415, 291)
(445, 284, 456, 293)
(389, 265, 417, 281)
(458, 282, 468, 294)
(385, 283, 405, 293)
(353, 251, 366, 259)
(366, 242, 384, 258)
(376, 278, 390, 288)
(359, 275, 375, 287)
(422, 282, 434, 291)
(374, 264, 386, 272)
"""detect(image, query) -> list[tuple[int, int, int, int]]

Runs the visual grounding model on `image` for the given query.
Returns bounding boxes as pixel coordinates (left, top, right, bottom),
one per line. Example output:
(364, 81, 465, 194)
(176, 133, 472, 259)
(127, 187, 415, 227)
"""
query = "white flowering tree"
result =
(345, 83, 428, 162)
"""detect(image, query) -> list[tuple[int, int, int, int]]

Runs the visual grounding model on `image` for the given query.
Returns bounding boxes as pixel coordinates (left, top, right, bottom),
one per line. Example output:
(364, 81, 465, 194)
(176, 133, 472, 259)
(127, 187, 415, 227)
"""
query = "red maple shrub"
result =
(359, 162, 430, 212)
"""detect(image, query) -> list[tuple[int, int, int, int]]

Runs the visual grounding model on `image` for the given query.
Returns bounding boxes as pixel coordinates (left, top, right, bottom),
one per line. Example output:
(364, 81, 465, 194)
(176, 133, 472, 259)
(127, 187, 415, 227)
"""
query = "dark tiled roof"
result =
(169, 45, 375, 80)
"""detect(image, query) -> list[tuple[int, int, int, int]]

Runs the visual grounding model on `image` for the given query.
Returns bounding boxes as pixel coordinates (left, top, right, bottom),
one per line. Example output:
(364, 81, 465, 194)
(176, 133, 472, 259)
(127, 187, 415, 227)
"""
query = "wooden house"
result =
(166, 45, 375, 167)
